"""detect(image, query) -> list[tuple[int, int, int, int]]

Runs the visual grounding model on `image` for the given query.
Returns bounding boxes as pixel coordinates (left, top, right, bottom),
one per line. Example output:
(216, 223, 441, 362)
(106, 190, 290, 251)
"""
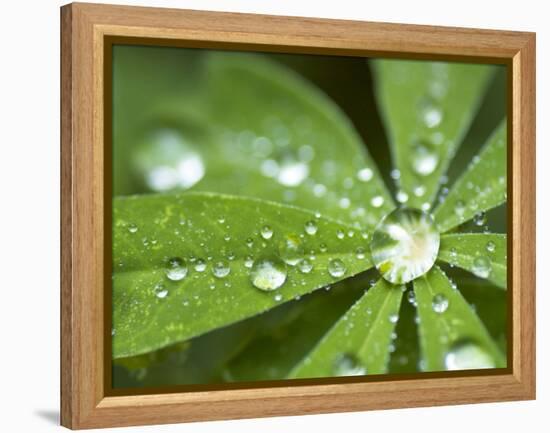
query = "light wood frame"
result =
(60, 2, 536, 429)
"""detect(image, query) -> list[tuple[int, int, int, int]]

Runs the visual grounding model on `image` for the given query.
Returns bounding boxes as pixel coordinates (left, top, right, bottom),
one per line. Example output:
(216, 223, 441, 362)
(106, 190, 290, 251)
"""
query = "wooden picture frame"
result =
(60, 2, 536, 429)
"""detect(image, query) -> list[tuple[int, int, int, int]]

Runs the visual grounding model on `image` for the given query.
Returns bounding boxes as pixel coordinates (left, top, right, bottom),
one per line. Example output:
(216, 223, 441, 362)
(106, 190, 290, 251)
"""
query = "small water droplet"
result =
(244, 255, 254, 268)
(279, 234, 303, 266)
(212, 260, 230, 278)
(371, 195, 384, 208)
(127, 223, 138, 233)
(454, 200, 466, 217)
(420, 100, 444, 128)
(357, 167, 373, 182)
(194, 259, 207, 272)
(274, 293, 283, 302)
(217, 216, 226, 224)
(153, 283, 169, 299)
(336, 230, 345, 240)
(413, 185, 426, 197)
(444, 341, 496, 370)
(319, 243, 328, 252)
(304, 220, 318, 235)
(261, 225, 273, 240)
(390, 169, 401, 180)
(313, 183, 327, 197)
(250, 258, 287, 291)
(223, 234, 231, 242)
(432, 293, 449, 314)
(396, 190, 409, 204)
(332, 353, 366, 376)
(407, 290, 417, 306)
(473, 212, 487, 227)
(276, 160, 309, 187)
(486, 241, 496, 253)
(412, 143, 439, 176)
(472, 256, 491, 278)
(388, 313, 399, 324)
(165, 257, 188, 281)
(355, 247, 366, 260)
(328, 258, 346, 278)
(298, 259, 313, 274)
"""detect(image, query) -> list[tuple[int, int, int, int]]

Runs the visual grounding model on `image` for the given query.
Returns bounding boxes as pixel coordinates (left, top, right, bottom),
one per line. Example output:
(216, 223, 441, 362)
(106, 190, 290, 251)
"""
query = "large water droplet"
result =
(432, 293, 449, 314)
(261, 225, 273, 240)
(332, 353, 366, 376)
(472, 256, 492, 278)
(250, 258, 287, 291)
(412, 143, 438, 176)
(370, 208, 440, 284)
(212, 260, 230, 278)
(328, 258, 346, 278)
(444, 341, 496, 370)
(165, 257, 188, 281)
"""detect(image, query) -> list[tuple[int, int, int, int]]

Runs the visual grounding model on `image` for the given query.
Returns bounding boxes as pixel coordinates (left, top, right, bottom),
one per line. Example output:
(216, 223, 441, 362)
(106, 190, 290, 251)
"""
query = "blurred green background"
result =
(112, 45, 507, 388)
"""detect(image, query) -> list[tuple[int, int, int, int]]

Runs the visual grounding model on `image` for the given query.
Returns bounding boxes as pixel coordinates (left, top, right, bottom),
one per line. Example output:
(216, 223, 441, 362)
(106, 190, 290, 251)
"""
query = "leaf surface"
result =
(288, 278, 403, 378)
(434, 121, 506, 232)
(438, 233, 507, 288)
(372, 59, 493, 209)
(113, 192, 374, 358)
(413, 266, 505, 371)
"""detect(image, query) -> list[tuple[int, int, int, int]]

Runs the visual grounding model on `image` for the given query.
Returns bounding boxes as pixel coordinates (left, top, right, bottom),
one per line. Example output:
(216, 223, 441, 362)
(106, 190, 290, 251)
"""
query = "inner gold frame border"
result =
(60, 2, 536, 429)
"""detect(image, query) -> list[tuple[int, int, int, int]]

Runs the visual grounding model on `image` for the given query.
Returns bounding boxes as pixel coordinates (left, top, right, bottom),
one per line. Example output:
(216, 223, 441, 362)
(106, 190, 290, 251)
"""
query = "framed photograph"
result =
(60, 2, 536, 429)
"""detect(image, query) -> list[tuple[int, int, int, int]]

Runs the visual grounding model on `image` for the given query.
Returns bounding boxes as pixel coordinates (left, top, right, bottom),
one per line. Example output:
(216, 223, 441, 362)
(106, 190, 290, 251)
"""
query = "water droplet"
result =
(127, 223, 138, 233)
(486, 241, 496, 253)
(473, 212, 487, 227)
(444, 341, 496, 370)
(279, 234, 304, 266)
(244, 255, 254, 268)
(304, 220, 318, 235)
(336, 229, 345, 240)
(194, 259, 207, 272)
(277, 160, 309, 187)
(246, 237, 254, 248)
(313, 183, 327, 197)
(298, 259, 313, 274)
(454, 200, 466, 217)
(153, 283, 169, 299)
(371, 195, 384, 208)
(370, 207, 440, 284)
(357, 167, 373, 182)
(355, 247, 366, 260)
(223, 234, 231, 242)
(339, 197, 351, 209)
(432, 293, 449, 313)
(328, 258, 346, 278)
(412, 143, 438, 176)
(212, 260, 230, 278)
(388, 313, 399, 324)
(250, 258, 287, 291)
(274, 293, 283, 302)
(332, 353, 366, 376)
(413, 185, 426, 197)
(420, 100, 444, 128)
(390, 169, 401, 180)
(261, 225, 273, 240)
(396, 190, 409, 204)
(407, 290, 417, 306)
(472, 256, 491, 279)
(165, 257, 188, 281)
(319, 243, 328, 252)
(217, 216, 226, 224)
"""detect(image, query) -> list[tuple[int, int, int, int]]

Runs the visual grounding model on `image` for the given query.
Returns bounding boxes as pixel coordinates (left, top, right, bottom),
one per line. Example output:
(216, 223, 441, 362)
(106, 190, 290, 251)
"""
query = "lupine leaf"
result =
(288, 278, 403, 378)
(434, 121, 506, 232)
(372, 59, 492, 209)
(413, 266, 505, 371)
(112, 192, 374, 358)
(438, 233, 507, 288)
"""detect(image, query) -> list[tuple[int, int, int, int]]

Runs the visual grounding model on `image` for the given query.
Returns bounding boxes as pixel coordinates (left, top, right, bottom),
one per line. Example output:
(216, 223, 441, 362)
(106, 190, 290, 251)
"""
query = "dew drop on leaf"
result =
(412, 143, 439, 176)
(304, 220, 318, 235)
(336, 230, 345, 240)
(279, 234, 303, 266)
(250, 258, 287, 291)
(432, 293, 449, 314)
(298, 259, 313, 274)
(328, 258, 346, 278)
(127, 223, 138, 234)
(486, 241, 496, 253)
(444, 341, 496, 370)
(357, 167, 373, 182)
(388, 313, 399, 324)
(370, 208, 440, 284)
(332, 353, 366, 376)
(472, 256, 492, 278)
(261, 225, 274, 240)
(212, 260, 230, 278)
(165, 257, 188, 281)
(194, 259, 206, 272)
(370, 195, 384, 208)
(355, 247, 366, 260)
(153, 283, 169, 299)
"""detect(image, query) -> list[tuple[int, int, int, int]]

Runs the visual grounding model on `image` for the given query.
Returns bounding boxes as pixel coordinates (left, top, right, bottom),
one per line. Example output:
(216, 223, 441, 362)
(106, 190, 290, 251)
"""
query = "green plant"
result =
(111, 49, 507, 386)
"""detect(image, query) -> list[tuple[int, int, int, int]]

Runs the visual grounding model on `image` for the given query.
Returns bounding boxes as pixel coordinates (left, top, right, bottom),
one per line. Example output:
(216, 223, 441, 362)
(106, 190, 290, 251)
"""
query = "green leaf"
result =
(438, 233, 507, 289)
(434, 121, 506, 232)
(288, 279, 403, 378)
(113, 192, 374, 358)
(372, 59, 493, 208)
(413, 266, 505, 371)
(123, 52, 395, 228)
(224, 277, 368, 382)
